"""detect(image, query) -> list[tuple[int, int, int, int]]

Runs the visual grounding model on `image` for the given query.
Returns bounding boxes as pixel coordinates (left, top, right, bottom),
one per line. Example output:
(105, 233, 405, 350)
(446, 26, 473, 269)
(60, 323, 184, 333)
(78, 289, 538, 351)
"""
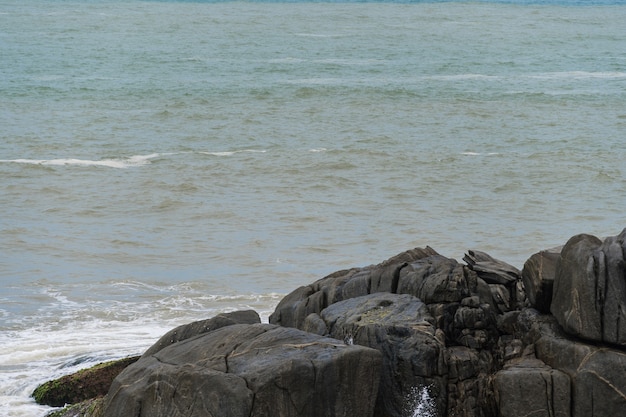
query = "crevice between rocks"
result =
(390, 262, 407, 294)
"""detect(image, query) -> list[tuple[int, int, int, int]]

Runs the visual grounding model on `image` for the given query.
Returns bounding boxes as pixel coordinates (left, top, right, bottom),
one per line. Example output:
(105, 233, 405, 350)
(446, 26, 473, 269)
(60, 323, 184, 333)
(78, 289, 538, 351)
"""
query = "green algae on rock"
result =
(33, 356, 139, 408)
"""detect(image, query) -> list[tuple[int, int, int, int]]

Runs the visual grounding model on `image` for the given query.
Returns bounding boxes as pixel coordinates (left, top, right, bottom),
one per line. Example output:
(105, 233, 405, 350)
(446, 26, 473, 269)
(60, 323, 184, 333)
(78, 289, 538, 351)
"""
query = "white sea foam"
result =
(0, 316, 164, 414)
(0, 151, 265, 169)
(406, 385, 437, 417)
(0, 289, 282, 417)
(0, 154, 160, 169)
(199, 149, 267, 157)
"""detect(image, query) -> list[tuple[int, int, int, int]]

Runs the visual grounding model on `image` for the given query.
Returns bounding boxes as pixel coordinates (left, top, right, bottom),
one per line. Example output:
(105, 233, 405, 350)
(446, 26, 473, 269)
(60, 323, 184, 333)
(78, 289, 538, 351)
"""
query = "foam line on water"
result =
(0, 153, 160, 169)
(460, 152, 500, 156)
(198, 149, 267, 157)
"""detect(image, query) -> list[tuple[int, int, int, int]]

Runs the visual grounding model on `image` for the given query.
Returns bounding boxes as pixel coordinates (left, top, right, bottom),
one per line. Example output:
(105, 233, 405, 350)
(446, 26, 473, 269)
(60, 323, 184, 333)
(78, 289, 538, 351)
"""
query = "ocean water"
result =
(1, 0, 625, 415)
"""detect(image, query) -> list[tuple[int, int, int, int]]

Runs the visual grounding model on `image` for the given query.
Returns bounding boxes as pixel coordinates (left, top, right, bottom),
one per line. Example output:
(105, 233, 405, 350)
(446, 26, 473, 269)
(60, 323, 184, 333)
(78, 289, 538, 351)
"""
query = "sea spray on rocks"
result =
(405, 385, 437, 417)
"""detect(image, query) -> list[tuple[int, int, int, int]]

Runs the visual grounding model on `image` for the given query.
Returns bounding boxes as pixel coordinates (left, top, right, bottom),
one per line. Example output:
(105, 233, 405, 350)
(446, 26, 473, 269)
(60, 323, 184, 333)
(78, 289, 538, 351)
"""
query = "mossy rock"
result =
(34, 356, 139, 407)
(46, 397, 105, 417)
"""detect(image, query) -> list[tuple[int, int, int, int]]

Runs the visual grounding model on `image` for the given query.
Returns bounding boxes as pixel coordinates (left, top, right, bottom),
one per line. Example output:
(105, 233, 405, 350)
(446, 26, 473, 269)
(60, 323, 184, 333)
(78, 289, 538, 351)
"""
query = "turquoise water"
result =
(1, 1, 625, 415)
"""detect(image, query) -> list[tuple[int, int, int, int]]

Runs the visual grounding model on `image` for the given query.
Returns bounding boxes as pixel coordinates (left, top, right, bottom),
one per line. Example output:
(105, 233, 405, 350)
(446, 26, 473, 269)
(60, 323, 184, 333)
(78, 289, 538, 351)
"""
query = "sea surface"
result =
(1, 0, 625, 415)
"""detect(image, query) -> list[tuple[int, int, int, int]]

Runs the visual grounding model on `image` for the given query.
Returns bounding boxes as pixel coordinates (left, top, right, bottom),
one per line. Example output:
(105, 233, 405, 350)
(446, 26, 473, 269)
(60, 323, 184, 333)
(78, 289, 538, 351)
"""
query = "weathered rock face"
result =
(552, 229, 626, 345)
(270, 250, 519, 417)
(103, 323, 382, 417)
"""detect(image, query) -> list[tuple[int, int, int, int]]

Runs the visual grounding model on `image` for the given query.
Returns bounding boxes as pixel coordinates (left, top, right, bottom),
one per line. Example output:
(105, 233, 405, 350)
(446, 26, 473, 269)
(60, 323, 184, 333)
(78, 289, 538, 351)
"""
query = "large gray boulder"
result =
(319, 293, 446, 417)
(103, 323, 382, 417)
(551, 229, 626, 345)
(270, 249, 509, 417)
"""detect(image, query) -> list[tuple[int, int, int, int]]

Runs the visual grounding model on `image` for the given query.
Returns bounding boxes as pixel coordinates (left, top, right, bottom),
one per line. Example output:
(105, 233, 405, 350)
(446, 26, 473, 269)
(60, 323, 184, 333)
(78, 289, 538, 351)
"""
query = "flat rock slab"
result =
(103, 323, 382, 417)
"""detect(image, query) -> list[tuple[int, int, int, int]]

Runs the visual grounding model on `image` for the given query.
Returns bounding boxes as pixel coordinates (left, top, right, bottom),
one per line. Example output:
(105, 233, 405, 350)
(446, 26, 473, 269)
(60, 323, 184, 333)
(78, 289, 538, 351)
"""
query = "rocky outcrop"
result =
(267, 228, 626, 416)
(270, 248, 514, 417)
(38, 228, 626, 417)
(103, 323, 382, 417)
(495, 229, 626, 417)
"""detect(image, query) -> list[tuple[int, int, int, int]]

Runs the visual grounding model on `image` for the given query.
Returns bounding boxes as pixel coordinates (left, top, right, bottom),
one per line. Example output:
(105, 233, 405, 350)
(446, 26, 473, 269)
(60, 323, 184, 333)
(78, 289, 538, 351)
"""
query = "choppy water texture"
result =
(1, 0, 626, 415)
